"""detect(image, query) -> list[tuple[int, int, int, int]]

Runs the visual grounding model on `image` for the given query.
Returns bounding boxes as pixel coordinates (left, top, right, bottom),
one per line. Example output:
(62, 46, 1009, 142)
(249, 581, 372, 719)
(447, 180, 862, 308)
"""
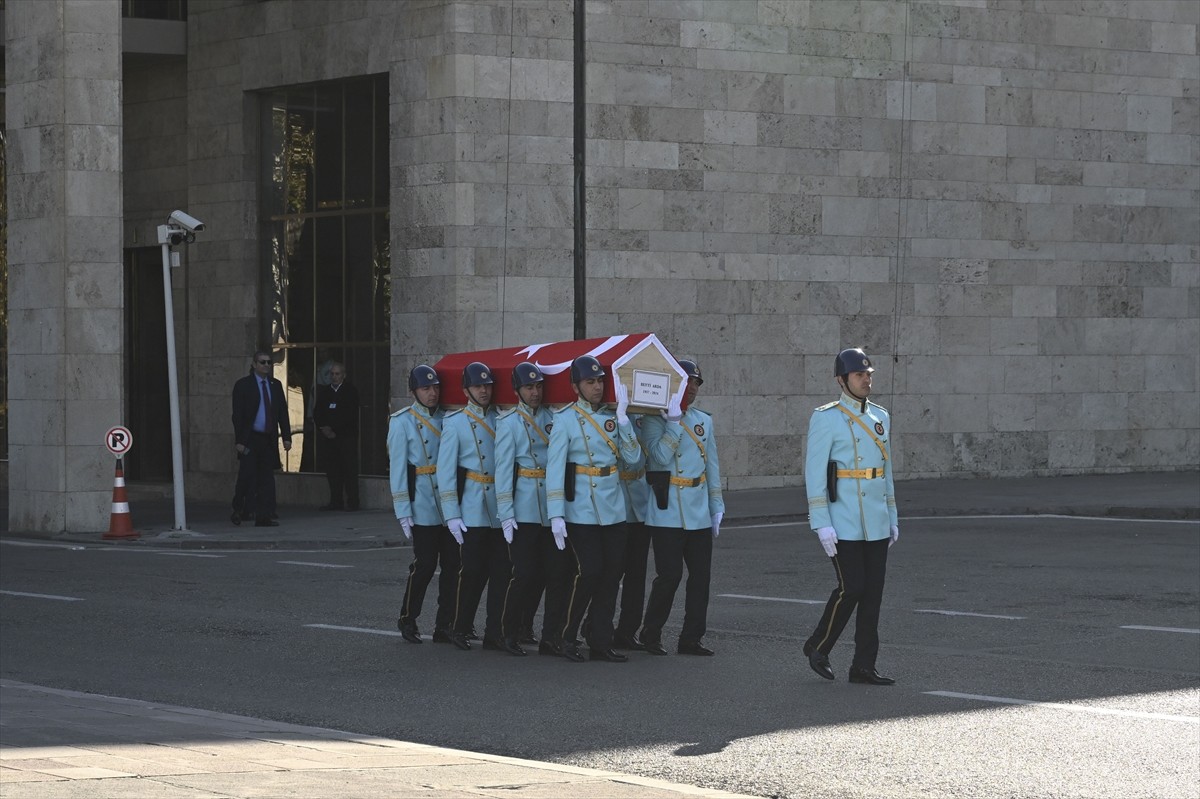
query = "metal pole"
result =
(573, 0, 587, 340)
(160, 241, 188, 530)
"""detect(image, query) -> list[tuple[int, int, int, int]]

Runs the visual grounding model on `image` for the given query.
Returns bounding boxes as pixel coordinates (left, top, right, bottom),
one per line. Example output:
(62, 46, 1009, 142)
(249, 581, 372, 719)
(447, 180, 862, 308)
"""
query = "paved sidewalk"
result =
(3, 470, 1195, 550)
(0, 680, 752, 799)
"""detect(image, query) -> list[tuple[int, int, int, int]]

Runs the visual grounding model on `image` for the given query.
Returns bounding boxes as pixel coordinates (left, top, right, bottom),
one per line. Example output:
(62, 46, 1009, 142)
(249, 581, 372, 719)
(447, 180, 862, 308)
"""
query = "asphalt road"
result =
(2, 515, 1197, 799)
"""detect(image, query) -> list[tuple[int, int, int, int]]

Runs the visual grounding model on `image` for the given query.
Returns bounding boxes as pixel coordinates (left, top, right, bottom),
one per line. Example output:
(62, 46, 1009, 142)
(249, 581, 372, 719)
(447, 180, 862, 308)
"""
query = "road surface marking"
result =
(1121, 625, 1200, 635)
(1, 590, 84, 602)
(926, 691, 1200, 725)
(154, 552, 224, 558)
(305, 623, 403, 637)
(279, 561, 353, 569)
(914, 609, 1026, 620)
(718, 593, 824, 605)
(903, 514, 1198, 525)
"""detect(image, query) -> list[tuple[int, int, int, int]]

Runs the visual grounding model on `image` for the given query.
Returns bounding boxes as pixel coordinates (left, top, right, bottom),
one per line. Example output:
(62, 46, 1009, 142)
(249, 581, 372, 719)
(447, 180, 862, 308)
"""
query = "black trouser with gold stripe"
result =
(640, 526, 712, 645)
(562, 522, 628, 650)
(399, 524, 460, 633)
(536, 526, 573, 644)
(484, 526, 538, 642)
(615, 521, 652, 638)
(451, 528, 491, 636)
(805, 539, 889, 670)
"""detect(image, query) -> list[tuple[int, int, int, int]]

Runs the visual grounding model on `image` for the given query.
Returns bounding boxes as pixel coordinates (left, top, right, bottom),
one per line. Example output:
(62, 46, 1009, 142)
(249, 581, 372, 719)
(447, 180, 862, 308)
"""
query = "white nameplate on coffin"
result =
(631, 370, 670, 409)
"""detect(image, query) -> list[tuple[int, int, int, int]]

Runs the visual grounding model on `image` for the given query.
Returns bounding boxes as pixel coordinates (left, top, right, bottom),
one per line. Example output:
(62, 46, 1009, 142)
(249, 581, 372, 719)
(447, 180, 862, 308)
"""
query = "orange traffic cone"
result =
(103, 458, 139, 540)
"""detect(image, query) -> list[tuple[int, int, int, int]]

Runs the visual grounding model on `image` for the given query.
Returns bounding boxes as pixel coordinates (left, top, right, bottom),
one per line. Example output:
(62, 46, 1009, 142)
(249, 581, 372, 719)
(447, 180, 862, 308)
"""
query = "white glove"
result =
(551, 517, 568, 550)
(816, 526, 838, 558)
(711, 511, 723, 539)
(889, 525, 899, 547)
(614, 380, 630, 425)
(399, 517, 413, 541)
(501, 518, 517, 544)
(447, 517, 467, 545)
(666, 380, 684, 421)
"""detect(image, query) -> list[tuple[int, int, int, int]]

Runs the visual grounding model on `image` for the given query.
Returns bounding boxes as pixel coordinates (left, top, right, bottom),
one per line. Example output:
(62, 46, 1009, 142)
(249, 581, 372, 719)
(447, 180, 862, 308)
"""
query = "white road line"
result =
(1, 590, 84, 602)
(1121, 625, 1200, 635)
(305, 623, 403, 637)
(718, 593, 824, 605)
(902, 514, 1199, 525)
(926, 691, 1200, 725)
(914, 609, 1026, 620)
(154, 552, 224, 558)
(279, 561, 354, 569)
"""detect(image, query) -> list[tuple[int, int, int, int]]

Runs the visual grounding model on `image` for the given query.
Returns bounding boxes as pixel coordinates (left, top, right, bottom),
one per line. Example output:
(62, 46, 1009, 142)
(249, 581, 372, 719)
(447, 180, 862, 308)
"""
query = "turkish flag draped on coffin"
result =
(433, 333, 688, 412)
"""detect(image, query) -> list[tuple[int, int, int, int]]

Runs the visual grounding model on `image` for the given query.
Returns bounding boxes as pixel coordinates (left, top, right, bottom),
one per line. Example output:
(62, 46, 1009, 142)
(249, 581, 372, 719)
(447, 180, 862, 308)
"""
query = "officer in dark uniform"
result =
(802, 347, 899, 685)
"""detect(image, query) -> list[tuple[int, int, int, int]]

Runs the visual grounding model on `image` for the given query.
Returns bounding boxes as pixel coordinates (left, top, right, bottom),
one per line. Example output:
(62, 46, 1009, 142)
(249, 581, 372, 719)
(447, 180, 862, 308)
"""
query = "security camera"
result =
(169, 210, 205, 233)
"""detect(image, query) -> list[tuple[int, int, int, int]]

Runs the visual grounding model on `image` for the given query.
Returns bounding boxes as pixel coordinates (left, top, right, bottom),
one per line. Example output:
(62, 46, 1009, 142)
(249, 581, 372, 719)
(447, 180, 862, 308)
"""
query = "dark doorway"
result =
(124, 248, 172, 481)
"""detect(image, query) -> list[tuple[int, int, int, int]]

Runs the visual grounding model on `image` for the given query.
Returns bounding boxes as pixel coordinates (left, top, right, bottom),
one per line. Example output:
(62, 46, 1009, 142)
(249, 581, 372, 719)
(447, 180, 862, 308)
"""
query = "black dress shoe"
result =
(254, 518, 279, 527)
(612, 632, 645, 651)
(318, 504, 343, 511)
(642, 640, 669, 656)
(397, 621, 422, 644)
(518, 632, 538, 646)
(447, 631, 472, 651)
(231, 511, 242, 526)
(482, 637, 526, 656)
(589, 647, 628, 663)
(849, 667, 895, 685)
(677, 640, 714, 656)
(560, 641, 586, 662)
(467, 627, 480, 641)
(808, 650, 835, 681)
(432, 629, 452, 644)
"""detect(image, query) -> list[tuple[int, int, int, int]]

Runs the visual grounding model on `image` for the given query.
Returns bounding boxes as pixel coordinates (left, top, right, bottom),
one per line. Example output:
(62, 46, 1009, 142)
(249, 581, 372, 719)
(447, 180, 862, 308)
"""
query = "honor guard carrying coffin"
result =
(546, 355, 643, 663)
(391, 365, 457, 645)
(494, 362, 554, 656)
(437, 362, 509, 653)
(637, 359, 725, 656)
(802, 348, 899, 685)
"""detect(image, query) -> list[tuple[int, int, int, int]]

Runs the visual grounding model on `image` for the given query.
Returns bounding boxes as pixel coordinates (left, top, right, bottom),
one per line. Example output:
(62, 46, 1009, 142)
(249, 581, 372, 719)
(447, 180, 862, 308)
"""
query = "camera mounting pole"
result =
(156, 210, 205, 531)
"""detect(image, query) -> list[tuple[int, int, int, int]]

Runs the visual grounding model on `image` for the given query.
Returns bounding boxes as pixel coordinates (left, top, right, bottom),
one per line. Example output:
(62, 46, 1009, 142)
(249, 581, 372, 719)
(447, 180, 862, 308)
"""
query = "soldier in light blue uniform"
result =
(545, 355, 642, 663)
(802, 347, 899, 686)
(390, 364, 455, 645)
(436, 362, 504, 652)
(637, 359, 725, 656)
(494, 362, 553, 654)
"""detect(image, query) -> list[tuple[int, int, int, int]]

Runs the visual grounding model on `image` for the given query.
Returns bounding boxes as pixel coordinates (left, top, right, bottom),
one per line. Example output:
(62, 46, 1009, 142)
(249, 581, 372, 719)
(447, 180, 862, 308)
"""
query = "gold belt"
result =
(670, 474, 706, 487)
(836, 468, 884, 479)
(465, 470, 494, 484)
(413, 464, 436, 475)
(620, 468, 645, 481)
(517, 467, 545, 478)
(575, 464, 616, 477)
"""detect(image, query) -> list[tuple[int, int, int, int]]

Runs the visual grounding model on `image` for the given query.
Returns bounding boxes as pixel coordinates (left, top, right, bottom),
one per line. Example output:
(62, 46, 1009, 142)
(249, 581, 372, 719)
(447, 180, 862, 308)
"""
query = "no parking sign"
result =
(105, 426, 133, 458)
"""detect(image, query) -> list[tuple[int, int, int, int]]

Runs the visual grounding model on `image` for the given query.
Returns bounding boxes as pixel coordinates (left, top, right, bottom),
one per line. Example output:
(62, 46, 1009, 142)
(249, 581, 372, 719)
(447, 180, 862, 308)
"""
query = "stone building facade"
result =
(4, 0, 1198, 533)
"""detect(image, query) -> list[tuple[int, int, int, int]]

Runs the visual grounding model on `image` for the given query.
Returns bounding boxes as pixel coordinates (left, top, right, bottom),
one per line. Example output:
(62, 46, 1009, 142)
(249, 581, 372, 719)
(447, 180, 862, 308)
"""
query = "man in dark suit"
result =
(313, 361, 360, 510)
(231, 350, 292, 527)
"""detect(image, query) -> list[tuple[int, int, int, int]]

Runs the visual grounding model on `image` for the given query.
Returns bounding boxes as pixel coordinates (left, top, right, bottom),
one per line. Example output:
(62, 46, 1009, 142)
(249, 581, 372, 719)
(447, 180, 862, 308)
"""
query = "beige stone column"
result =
(5, 0, 124, 533)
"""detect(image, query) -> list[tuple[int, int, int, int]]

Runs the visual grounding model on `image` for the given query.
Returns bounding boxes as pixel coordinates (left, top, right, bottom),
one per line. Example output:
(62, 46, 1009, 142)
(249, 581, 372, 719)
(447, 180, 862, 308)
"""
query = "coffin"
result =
(434, 333, 687, 413)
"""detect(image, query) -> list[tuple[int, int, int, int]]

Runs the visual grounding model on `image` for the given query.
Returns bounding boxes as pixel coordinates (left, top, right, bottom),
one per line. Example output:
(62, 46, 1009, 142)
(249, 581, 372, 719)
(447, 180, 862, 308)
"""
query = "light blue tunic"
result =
(804, 393, 898, 541)
(546, 401, 642, 526)
(387, 404, 444, 526)
(495, 402, 552, 525)
(621, 415, 650, 524)
(639, 407, 725, 530)
(436, 402, 500, 528)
